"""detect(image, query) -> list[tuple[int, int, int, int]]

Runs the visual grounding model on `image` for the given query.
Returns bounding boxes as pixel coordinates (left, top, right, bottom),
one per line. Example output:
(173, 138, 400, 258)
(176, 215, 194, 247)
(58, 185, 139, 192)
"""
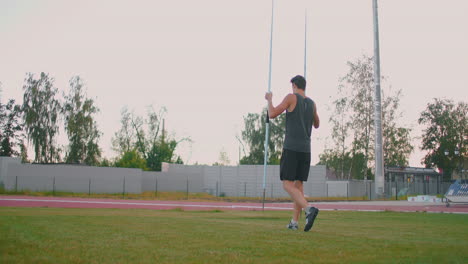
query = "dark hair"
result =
(290, 75, 306, 90)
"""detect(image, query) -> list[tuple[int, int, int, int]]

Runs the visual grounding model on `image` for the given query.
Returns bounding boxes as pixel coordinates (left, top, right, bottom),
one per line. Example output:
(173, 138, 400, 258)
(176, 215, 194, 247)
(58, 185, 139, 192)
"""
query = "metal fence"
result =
(385, 179, 452, 200)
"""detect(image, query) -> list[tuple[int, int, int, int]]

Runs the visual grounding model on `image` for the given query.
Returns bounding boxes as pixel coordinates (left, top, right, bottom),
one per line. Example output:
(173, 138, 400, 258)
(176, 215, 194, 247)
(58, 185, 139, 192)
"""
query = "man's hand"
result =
(265, 92, 273, 102)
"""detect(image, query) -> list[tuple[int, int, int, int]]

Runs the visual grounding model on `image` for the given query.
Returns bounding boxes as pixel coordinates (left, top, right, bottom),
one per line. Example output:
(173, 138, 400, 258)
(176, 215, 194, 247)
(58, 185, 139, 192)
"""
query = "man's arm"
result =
(313, 103, 320, 128)
(265, 93, 295, 119)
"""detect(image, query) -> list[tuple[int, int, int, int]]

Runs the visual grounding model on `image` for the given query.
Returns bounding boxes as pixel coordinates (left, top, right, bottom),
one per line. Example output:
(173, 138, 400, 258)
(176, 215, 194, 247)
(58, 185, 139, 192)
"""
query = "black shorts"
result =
(280, 149, 311, 182)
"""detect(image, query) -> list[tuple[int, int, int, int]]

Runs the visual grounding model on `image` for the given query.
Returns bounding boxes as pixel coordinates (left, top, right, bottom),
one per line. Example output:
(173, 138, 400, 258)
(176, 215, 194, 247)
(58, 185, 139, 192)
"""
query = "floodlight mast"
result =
(262, 0, 274, 210)
(372, 0, 385, 197)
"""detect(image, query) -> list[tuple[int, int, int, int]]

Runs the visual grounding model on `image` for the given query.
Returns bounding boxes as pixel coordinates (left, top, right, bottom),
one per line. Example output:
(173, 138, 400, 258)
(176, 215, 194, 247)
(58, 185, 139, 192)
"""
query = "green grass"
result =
(1, 207, 467, 263)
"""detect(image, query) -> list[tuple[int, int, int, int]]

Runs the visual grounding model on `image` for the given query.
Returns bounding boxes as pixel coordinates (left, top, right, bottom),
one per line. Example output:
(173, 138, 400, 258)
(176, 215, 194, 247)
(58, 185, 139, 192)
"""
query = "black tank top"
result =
(283, 93, 314, 153)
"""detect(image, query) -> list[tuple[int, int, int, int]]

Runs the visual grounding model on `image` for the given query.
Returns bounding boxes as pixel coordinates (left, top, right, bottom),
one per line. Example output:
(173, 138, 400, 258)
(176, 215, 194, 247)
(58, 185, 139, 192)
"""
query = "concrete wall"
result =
(0, 157, 449, 198)
(326, 180, 376, 199)
(2, 159, 142, 193)
(139, 163, 327, 198)
(0, 156, 335, 198)
(0, 157, 21, 186)
(306, 165, 327, 197)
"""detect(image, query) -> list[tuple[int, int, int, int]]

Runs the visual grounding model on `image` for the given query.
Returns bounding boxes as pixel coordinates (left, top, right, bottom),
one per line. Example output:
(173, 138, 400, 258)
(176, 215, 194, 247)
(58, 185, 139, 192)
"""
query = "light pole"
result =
(372, 0, 385, 197)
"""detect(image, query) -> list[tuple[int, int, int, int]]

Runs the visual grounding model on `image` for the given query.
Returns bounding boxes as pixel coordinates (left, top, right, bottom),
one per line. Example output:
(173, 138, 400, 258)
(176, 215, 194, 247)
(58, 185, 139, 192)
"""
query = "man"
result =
(265, 75, 320, 232)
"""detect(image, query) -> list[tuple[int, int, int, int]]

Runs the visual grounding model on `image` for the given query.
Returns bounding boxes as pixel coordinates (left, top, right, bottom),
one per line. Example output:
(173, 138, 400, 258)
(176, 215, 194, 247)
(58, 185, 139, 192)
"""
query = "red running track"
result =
(1, 195, 467, 214)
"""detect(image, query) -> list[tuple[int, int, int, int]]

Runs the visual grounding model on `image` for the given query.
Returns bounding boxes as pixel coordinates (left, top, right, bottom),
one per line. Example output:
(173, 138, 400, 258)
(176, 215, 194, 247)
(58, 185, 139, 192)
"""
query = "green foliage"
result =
(62, 76, 102, 165)
(0, 99, 23, 157)
(213, 148, 231, 166)
(382, 89, 414, 166)
(346, 55, 375, 180)
(99, 158, 112, 167)
(111, 107, 135, 154)
(418, 99, 467, 179)
(114, 150, 148, 170)
(318, 150, 369, 180)
(239, 109, 285, 165)
(318, 149, 352, 179)
(322, 55, 412, 179)
(21, 72, 61, 163)
(112, 106, 187, 171)
(174, 156, 184, 164)
(146, 139, 182, 171)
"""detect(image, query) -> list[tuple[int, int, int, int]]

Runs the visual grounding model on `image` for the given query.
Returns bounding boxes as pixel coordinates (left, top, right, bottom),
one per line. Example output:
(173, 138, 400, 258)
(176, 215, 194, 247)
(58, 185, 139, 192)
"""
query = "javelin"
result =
(262, 0, 274, 210)
(304, 9, 307, 78)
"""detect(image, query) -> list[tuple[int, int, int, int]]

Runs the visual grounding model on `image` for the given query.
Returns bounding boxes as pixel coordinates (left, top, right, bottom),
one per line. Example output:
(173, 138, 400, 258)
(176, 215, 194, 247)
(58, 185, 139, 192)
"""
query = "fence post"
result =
(219, 166, 222, 197)
(53, 177, 56, 196)
(424, 176, 427, 195)
(271, 183, 273, 198)
(186, 177, 189, 200)
(244, 182, 247, 197)
(216, 181, 219, 197)
(395, 179, 398, 200)
(122, 177, 126, 199)
(326, 182, 328, 197)
(365, 181, 368, 200)
(347, 182, 349, 200)
(88, 178, 91, 196)
(370, 182, 372, 200)
(155, 177, 158, 198)
(15, 176, 18, 192)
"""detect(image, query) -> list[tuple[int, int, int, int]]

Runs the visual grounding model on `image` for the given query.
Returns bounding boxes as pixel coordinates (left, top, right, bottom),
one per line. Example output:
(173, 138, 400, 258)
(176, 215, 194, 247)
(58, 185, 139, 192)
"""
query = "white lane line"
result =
(0, 198, 291, 210)
(1, 198, 466, 214)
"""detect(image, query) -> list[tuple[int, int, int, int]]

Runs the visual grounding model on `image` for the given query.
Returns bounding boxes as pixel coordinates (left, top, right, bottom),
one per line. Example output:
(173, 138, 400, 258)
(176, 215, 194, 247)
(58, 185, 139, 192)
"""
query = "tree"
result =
(318, 148, 349, 179)
(418, 99, 467, 179)
(112, 106, 187, 171)
(114, 150, 148, 170)
(146, 138, 183, 171)
(321, 55, 413, 179)
(111, 107, 135, 154)
(0, 99, 24, 157)
(325, 92, 353, 179)
(22, 72, 61, 163)
(99, 157, 112, 167)
(318, 148, 369, 180)
(345, 55, 376, 180)
(213, 148, 231, 166)
(381, 89, 414, 166)
(239, 109, 285, 165)
(62, 76, 102, 165)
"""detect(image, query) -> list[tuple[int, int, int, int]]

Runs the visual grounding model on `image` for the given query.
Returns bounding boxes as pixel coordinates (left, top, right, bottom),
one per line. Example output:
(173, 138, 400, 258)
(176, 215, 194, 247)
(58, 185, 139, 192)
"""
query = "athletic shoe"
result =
(304, 207, 319, 232)
(286, 220, 298, 230)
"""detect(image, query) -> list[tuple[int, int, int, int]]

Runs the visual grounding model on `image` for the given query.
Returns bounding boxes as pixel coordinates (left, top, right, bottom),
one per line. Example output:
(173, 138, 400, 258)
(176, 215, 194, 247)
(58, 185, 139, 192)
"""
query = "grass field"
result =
(0, 189, 392, 202)
(1, 207, 467, 264)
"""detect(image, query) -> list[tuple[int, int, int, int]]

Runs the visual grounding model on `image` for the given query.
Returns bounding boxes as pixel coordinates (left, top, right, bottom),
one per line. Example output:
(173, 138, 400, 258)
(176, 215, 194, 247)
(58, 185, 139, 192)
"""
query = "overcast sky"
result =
(1, 0, 467, 166)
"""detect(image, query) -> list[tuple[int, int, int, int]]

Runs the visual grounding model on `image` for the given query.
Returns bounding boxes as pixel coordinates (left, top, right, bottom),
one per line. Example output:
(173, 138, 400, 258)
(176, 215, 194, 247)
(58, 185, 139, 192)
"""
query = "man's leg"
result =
(283, 180, 308, 209)
(293, 181, 304, 222)
(283, 180, 318, 232)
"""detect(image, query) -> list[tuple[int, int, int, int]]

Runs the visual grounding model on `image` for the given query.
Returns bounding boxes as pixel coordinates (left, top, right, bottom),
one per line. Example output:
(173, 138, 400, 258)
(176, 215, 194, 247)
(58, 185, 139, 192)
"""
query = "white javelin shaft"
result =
(263, 0, 274, 190)
(304, 9, 307, 79)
